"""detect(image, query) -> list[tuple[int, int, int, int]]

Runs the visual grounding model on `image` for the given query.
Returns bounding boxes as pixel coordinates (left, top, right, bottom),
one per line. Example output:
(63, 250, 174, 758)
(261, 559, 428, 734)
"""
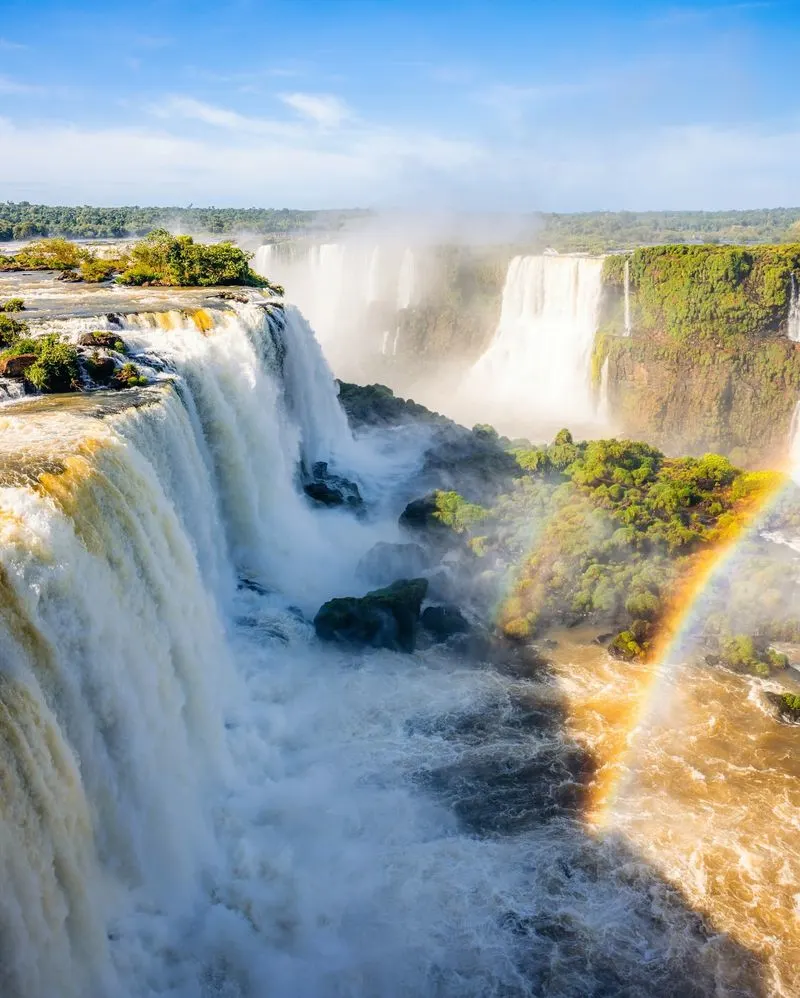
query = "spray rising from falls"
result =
(253, 242, 418, 379)
(457, 255, 605, 437)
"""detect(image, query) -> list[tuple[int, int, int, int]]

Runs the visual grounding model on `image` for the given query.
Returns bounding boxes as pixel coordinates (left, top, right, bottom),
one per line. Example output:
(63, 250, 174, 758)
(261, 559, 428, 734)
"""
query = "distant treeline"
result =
(2, 202, 800, 249)
(0, 203, 367, 241)
(537, 209, 800, 252)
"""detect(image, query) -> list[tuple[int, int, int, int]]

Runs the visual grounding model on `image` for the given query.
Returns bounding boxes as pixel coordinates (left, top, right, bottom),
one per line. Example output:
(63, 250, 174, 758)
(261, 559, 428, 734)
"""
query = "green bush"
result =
(25, 339, 80, 392)
(14, 238, 88, 271)
(79, 257, 116, 282)
(0, 297, 24, 312)
(113, 362, 147, 388)
(0, 313, 28, 346)
(117, 229, 273, 289)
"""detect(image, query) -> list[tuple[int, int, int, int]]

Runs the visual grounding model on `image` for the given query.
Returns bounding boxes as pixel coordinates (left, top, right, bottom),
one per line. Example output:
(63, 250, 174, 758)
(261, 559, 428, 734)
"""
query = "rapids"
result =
(0, 290, 795, 997)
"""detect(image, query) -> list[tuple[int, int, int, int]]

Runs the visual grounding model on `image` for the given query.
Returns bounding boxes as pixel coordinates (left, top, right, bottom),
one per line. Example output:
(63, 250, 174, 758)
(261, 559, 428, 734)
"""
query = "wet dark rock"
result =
(0, 353, 36, 378)
(237, 576, 270, 596)
(421, 604, 470, 641)
(766, 691, 800, 724)
(106, 313, 123, 327)
(314, 578, 428, 653)
(304, 461, 363, 510)
(78, 331, 124, 349)
(357, 541, 430, 586)
(210, 290, 249, 304)
(82, 353, 116, 385)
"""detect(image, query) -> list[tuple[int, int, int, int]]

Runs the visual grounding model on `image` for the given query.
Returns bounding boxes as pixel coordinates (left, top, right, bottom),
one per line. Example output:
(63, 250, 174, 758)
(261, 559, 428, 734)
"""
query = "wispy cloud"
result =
(0, 38, 27, 51)
(0, 75, 43, 95)
(279, 92, 351, 128)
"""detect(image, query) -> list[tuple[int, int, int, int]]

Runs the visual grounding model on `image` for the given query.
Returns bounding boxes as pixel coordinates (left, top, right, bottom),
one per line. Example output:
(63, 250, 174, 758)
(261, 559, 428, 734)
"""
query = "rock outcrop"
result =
(314, 578, 428, 652)
(303, 461, 363, 510)
(0, 353, 36, 378)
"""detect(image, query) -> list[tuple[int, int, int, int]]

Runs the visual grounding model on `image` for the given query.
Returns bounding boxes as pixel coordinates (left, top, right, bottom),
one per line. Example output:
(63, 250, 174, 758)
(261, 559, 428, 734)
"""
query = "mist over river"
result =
(0, 270, 797, 998)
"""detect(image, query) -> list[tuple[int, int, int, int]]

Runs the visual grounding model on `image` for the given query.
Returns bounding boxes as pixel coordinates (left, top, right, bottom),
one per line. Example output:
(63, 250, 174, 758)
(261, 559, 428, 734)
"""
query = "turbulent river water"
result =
(0, 287, 797, 997)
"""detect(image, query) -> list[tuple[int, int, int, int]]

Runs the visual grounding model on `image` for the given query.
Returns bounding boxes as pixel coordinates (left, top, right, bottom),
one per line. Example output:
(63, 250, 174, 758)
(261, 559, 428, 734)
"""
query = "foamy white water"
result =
(789, 274, 800, 343)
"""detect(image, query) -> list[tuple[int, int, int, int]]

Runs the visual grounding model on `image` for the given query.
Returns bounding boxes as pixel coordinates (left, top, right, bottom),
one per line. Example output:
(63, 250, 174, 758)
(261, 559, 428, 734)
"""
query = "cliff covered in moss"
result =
(598, 245, 800, 462)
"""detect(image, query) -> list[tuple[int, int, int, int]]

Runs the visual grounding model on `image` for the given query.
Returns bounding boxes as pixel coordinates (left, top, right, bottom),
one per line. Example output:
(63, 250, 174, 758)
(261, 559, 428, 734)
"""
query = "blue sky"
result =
(0, 0, 798, 209)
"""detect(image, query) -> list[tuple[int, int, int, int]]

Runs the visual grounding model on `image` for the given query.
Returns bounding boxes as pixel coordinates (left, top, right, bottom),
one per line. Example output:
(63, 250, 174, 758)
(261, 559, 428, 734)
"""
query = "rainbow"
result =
(589, 469, 792, 828)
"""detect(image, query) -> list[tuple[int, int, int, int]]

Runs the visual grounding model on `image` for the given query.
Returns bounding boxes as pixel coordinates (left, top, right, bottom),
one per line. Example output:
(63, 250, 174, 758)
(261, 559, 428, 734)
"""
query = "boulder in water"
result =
(0, 353, 36, 378)
(421, 604, 470, 641)
(314, 578, 428, 652)
(357, 541, 430, 586)
(78, 331, 125, 350)
(304, 461, 363, 510)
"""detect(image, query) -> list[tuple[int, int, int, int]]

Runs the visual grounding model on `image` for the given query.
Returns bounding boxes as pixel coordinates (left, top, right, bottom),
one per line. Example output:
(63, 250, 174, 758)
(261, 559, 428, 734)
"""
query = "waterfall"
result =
(396, 248, 416, 310)
(252, 241, 422, 380)
(789, 274, 800, 343)
(458, 254, 604, 435)
(623, 257, 632, 337)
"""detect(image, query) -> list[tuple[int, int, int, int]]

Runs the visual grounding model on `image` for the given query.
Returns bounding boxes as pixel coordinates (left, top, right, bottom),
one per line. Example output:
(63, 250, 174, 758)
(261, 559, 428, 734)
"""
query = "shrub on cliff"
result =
(117, 229, 274, 289)
(14, 238, 88, 272)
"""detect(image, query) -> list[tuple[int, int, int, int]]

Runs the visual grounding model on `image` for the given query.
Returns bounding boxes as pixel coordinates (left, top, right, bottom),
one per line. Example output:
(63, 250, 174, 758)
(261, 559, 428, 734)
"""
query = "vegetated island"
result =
(0, 230, 282, 292)
(330, 383, 800, 719)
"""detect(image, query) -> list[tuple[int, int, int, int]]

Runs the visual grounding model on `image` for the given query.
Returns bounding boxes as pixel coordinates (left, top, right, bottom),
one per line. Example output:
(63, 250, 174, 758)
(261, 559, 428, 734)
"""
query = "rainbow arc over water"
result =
(589, 469, 793, 828)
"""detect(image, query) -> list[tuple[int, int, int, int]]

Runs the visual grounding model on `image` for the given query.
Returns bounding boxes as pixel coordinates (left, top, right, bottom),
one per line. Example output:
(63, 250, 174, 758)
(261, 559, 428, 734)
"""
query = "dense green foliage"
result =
(117, 230, 271, 288)
(0, 202, 362, 240)
(438, 430, 785, 667)
(0, 313, 28, 346)
(601, 244, 800, 342)
(711, 635, 788, 677)
(1, 334, 81, 393)
(0, 298, 24, 312)
(113, 362, 147, 388)
(3, 202, 800, 250)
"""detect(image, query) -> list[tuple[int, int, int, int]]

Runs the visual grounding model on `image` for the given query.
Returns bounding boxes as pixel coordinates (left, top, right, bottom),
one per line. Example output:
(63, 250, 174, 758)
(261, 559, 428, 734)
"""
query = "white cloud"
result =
(279, 92, 351, 128)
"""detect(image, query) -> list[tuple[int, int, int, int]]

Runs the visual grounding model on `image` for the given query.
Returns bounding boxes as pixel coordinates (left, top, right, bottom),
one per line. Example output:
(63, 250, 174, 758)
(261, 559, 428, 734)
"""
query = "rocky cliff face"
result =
(603, 334, 800, 464)
(599, 245, 800, 464)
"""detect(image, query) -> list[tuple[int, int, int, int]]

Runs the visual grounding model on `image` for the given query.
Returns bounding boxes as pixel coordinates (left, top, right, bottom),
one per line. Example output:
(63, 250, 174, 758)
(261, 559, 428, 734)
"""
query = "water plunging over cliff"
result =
(456, 254, 605, 437)
(623, 257, 632, 337)
(788, 274, 800, 343)
(253, 242, 419, 381)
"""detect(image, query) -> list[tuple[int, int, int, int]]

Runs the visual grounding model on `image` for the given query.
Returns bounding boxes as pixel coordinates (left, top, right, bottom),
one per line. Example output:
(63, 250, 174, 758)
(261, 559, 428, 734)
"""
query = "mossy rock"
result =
(314, 578, 429, 652)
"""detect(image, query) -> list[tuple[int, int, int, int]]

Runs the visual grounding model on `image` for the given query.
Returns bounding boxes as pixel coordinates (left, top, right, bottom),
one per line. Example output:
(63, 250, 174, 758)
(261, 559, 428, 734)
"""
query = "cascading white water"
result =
(457, 254, 605, 436)
(623, 257, 632, 337)
(0, 298, 772, 998)
(253, 241, 420, 379)
(788, 274, 800, 343)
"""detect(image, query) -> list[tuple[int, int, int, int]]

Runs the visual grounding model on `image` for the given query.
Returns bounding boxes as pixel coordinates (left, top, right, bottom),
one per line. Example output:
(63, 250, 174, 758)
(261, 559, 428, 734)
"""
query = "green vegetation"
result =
(3, 202, 800, 250)
(711, 634, 788, 677)
(601, 244, 800, 342)
(433, 429, 783, 658)
(0, 202, 363, 240)
(112, 362, 147, 388)
(432, 491, 489, 533)
(0, 313, 28, 346)
(1, 334, 80, 393)
(116, 229, 271, 288)
(0, 298, 24, 312)
(782, 693, 800, 710)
